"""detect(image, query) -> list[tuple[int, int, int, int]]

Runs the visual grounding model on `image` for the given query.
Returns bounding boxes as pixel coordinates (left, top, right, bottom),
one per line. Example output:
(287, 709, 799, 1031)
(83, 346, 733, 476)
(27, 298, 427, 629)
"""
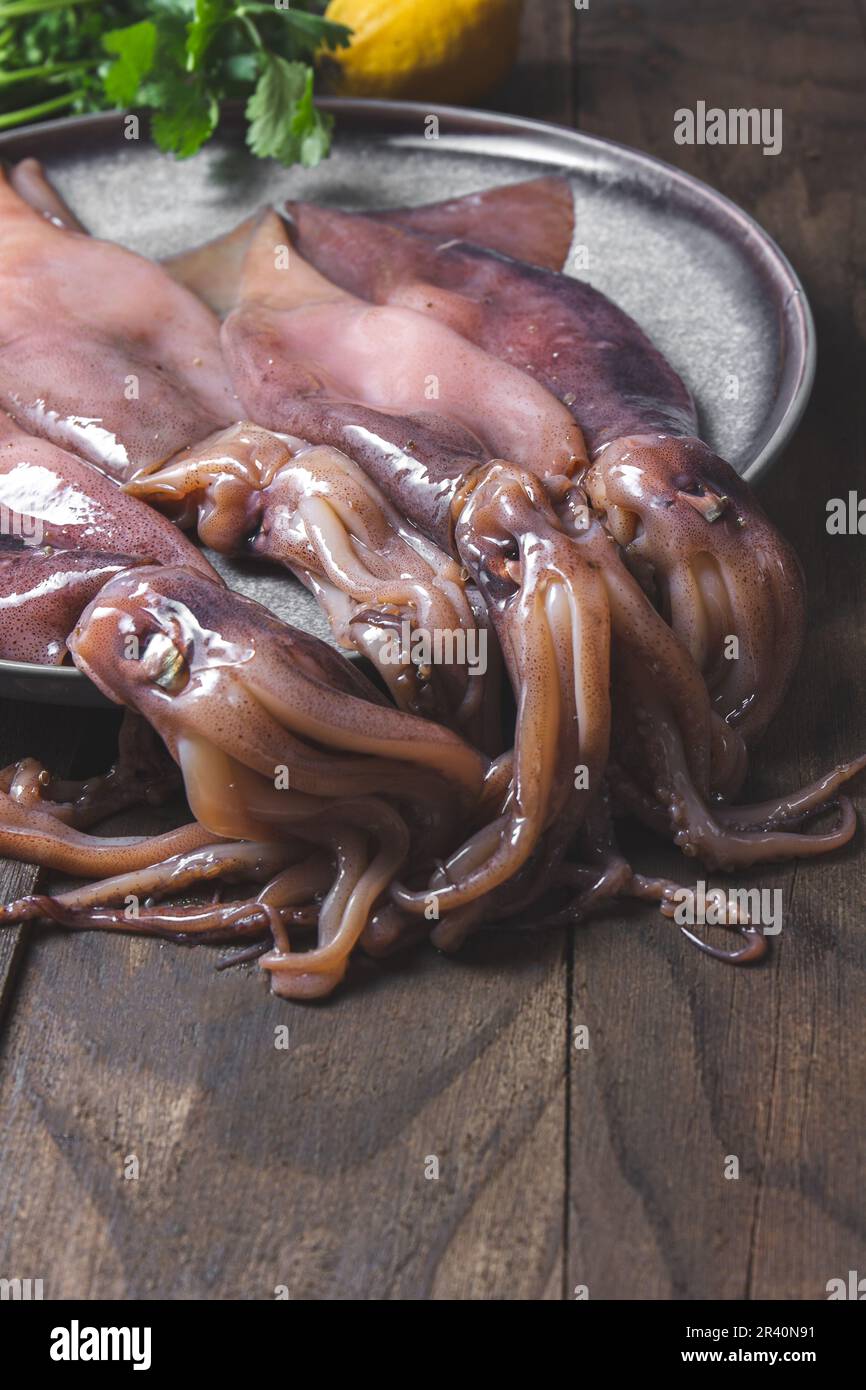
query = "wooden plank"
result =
(0, 23, 581, 1297)
(494, 0, 578, 125)
(4, 0, 862, 1304)
(0, 703, 106, 1024)
(567, 0, 866, 1298)
(0, 860, 566, 1298)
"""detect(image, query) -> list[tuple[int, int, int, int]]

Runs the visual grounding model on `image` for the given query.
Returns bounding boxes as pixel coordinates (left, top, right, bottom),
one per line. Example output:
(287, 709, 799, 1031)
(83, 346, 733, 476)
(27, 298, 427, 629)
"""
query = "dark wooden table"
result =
(1, 0, 864, 1300)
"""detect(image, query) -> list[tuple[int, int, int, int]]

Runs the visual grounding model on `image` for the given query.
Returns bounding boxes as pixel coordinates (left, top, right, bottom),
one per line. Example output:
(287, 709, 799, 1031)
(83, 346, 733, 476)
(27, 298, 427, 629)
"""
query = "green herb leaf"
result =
(245, 52, 304, 161)
(241, 4, 352, 56)
(245, 55, 332, 166)
(0, 0, 346, 169)
(290, 65, 333, 167)
(150, 78, 218, 158)
(102, 20, 157, 107)
(186, 0, 231, 73)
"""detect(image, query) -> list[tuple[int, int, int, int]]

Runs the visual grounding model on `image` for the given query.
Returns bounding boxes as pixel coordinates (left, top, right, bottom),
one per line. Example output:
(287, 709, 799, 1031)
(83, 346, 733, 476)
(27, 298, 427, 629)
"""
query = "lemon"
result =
(323, 0, 523, 105)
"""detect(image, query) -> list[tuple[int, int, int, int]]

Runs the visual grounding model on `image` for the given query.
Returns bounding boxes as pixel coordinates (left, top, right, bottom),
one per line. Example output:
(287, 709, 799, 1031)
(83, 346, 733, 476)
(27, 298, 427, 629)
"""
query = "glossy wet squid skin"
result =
(0, 411, 217, 573)
(1, 557, 489, 998)
(0, 171, 861, 995)
(283, 198, 806, 744)
(0, 409, 218, 663)
(221, 212, 586, 546)
(220, 214, 860, 902)
(0, 546, 146, 664)
(67, 564, 488, 996)
(126, 424, 498, 745)
(69, 565, 484, 814)
(0, 166, 239, 478)
(0, 163, 497, 742)
(221, 221, 632, 907)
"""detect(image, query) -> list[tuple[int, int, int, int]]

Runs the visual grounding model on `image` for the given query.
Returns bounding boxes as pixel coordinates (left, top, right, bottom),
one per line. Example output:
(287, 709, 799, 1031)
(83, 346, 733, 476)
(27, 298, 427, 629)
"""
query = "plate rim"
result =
(0, 97, 816, 700)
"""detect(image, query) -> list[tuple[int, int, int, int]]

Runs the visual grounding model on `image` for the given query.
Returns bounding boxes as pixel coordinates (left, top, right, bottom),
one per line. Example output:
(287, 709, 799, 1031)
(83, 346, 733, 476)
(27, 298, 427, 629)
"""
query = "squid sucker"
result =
(0, 162, 862, 998)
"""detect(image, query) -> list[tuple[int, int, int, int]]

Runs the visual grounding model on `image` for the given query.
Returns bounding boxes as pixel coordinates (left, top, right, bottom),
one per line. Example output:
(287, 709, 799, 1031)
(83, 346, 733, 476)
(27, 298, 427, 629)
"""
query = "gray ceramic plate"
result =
(0, 99, 814, 707)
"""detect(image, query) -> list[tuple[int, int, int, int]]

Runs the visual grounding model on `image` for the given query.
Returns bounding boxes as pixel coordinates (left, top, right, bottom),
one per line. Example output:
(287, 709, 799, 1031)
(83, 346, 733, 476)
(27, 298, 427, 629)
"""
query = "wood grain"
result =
(567, 0, 866, 1299)
(1, 0, 864, 1301)
(0, 877, 566, 1299)
(0, 709, 567, 1300)
(0, 704, 108, 1025)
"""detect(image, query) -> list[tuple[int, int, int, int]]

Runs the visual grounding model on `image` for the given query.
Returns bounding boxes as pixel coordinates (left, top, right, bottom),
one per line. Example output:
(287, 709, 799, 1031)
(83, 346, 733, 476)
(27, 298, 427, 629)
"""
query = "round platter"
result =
(0, 99, 814, 706)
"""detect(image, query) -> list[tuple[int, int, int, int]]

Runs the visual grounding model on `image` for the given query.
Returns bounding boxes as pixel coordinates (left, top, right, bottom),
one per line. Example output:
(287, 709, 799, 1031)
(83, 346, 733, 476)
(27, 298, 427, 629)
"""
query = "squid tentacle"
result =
(1, 840, 295, 921)
(585, 436, 806, 743)
(125, 425, 498, 744)
(0, 713, 181, 830)
(0, 797, 220, 883)
(392, 463, 611, 914)
(616, 651, 862, 871)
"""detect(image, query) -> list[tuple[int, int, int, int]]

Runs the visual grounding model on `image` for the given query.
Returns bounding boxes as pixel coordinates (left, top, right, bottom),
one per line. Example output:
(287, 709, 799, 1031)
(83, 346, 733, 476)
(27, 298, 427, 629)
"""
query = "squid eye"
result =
(140, 632, 189, 692)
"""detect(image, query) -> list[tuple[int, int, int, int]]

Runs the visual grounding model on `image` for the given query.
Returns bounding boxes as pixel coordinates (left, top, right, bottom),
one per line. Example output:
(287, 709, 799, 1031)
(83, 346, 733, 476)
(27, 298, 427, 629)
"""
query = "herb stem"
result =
(0, 0, 98, 15)
(235, 11, 265, 53)
(0, 89, 84, 128)
(0, 60, 97, 89)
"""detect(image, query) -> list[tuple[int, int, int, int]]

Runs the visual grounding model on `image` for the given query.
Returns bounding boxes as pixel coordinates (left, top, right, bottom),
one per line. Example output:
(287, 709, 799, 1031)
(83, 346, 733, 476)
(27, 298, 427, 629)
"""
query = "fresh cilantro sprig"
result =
(0, 0, 351, 165)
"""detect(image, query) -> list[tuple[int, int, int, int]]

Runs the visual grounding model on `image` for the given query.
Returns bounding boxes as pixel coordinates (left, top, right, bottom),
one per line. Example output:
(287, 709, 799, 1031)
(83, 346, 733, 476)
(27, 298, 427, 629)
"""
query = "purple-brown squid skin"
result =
(216, 215, 768, 909)
(609, 648, 866, 873)
(371, 175, 576, 271)
(388, 465, 612, 915)
(225, 210, 864, 885)
(65, 564, 490, 998)
(124, 423, 498, 746)
(0, 411, 219, 662)
(66, 565, 486, 821)
(281, 199, 806, 742)
(0, 166, 239, 479)
(0, 803, 221, 880)
(1, 562, 493, 998)
(220, 214, 586, 551)
(217, 228, 740, 926)
(163, 175, 575, 318)
(584, 434, 806, 743)
(221, 221, 629, 914)
(1, 170, 860, 988)
(280, 199, 695, 452)
(0, 411, 219, 578)
(0, 547, 146, 664)
(0, 167, 499, 742)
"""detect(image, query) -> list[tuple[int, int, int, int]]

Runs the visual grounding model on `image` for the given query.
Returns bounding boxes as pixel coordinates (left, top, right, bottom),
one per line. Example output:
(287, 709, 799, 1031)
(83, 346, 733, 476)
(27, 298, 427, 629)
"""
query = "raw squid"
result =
(0, 166, 238, 478)
(0, 411, 217, 574)
(164, 173, 575, 316)
(0, 558, 489, 996)
(0, 166, 862, 997)
(281, 197, 804, 744)
(220, 215, 629, 912)
(372, 174, 576, 269)
(222, 213, 586, 482)
(2, 165, 502, 745)
(219, 214, 862, 900)
(0, 410, 217, 661)
(126, 423, 500, 745)
(0, 546, 146, 665)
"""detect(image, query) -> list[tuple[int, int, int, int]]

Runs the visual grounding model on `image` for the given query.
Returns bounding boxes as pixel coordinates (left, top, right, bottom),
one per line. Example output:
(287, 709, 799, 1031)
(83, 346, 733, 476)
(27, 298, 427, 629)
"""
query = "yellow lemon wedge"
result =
(323, 0, 523, 104)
